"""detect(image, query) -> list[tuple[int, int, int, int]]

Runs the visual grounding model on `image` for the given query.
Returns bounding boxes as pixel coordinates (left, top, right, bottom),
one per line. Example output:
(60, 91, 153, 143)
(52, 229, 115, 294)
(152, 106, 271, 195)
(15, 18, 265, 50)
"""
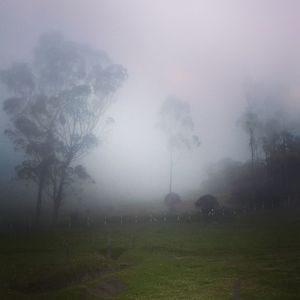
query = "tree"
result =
(1, 63, 57, 225)
(1, 33, 127, 225)
(239, 108, 259, 172)
(238, 81, 264, 210)
(239, 107, 260, 209)
(195, 194, 219, 215)
(158, 96, 200, 194)
(261, 119, 300, 208)
(164, 192, 182, 213)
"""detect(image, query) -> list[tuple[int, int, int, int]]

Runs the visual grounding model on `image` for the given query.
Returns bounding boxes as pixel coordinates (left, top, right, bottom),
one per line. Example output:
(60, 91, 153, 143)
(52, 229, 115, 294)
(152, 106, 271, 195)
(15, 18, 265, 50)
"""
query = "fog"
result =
(1, 0, 300, 207)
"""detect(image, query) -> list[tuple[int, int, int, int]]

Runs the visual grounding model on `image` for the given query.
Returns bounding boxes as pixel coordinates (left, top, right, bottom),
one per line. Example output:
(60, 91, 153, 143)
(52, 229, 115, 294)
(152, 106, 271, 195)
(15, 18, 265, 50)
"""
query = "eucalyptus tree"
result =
(239, 107, 260, 210)
(238, 82, 263, 209)
(158, 96, 200, 195)
(1, 33, 127, 224)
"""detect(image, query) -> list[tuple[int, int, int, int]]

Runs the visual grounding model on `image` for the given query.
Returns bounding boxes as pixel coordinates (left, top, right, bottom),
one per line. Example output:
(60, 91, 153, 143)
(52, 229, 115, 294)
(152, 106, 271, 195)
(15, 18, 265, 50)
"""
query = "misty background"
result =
(1, 0, 300, 212)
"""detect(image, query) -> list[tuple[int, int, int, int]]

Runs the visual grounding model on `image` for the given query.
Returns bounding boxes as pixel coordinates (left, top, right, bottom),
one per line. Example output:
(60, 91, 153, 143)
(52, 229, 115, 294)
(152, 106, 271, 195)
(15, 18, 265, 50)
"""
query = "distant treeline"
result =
(203, 91, 300, 211)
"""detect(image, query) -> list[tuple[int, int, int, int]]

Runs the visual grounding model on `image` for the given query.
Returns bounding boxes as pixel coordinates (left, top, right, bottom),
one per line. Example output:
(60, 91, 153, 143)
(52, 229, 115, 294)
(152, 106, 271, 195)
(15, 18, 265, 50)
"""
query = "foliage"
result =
(1, 32, 127, 224)
(158, 96, 200, 194)
(164, 192, 182, 213)
(203, 83, 300, 211)
(195, 194, 219, 215)
(158, 96, 200, 152)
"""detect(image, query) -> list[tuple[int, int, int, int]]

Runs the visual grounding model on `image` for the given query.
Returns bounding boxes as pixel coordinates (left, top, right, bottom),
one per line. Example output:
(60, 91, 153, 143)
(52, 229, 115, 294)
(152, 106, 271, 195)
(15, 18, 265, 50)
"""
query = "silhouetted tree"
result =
(238, 84, 262, 210)
(1, 33, 127, 225)
(1, 63, 57, 224)
(203, 84, 300, 211)
(158, 96, 200, 194)
(164, 192, 182, 213)
(239, 108, 259, 172)
(195, 194, 219, 215)
(261, 119, 300, 208)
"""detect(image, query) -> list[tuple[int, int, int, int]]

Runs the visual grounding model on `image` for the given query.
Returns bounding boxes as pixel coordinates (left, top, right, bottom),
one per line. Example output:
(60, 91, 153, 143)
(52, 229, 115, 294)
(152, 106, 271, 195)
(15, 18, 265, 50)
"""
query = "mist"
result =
(1, 0, 300, 207)
(2, 2, 300, 299)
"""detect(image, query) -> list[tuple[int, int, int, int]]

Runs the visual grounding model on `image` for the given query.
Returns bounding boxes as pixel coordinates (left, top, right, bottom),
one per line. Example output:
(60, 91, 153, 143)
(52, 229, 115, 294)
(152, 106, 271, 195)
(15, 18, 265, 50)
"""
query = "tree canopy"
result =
(1, 33, 127, 224)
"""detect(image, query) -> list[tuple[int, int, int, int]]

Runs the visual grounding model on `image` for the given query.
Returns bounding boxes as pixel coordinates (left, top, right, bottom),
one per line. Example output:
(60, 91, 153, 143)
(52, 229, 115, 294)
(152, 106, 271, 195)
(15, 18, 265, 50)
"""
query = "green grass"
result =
(0, 212, 300, 299)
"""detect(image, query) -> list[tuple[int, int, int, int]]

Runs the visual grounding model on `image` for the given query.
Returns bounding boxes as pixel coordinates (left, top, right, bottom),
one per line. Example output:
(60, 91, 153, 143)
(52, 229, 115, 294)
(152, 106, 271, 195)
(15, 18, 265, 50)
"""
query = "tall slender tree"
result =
(158, 96, 200, 194)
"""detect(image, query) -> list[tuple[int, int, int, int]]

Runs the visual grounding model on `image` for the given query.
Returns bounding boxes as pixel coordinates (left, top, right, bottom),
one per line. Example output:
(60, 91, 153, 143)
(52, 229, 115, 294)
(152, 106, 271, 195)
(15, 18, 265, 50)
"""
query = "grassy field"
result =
(0, 212, 300, 299)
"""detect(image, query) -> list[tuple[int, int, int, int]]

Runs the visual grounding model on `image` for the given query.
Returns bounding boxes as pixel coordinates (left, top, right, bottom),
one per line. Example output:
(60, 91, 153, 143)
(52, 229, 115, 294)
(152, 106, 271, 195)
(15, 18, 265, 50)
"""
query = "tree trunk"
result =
(249, 129, 257, 210)
(169, 149, 173, 193)
(52, 201, 60, 226)
(52, 159, 71, 226)
(35, 171, 45, 226)
(52, 181, 64, 226)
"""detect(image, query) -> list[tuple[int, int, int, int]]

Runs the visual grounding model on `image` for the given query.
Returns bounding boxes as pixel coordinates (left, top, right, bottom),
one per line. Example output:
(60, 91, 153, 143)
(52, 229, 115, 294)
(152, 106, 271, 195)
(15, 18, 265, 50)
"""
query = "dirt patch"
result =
(9, 258, 114, 294)
(88, 279, 126, 298)
(144, 245, 199, 257)
(97, 247, 127, 260)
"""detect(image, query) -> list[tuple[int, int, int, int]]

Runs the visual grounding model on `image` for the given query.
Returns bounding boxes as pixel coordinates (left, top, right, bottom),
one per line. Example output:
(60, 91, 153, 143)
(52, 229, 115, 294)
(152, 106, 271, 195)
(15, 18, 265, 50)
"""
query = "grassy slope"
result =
(0, 212, 299, 299)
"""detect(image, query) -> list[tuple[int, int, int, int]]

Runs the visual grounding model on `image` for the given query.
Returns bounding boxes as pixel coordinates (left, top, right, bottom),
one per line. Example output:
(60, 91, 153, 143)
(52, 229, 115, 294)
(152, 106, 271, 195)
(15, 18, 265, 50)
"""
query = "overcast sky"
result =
(1, 0, 300, 202)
